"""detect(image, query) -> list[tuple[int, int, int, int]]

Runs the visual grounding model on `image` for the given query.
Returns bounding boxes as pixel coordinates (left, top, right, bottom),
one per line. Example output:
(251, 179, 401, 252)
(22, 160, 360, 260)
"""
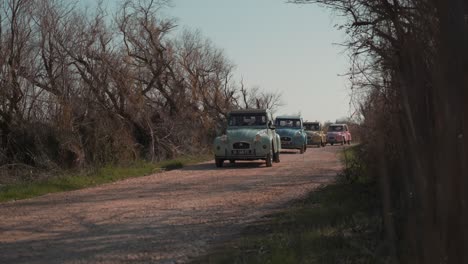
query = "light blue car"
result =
(213, 109, 281, 167)
(275, 116, 307, 154)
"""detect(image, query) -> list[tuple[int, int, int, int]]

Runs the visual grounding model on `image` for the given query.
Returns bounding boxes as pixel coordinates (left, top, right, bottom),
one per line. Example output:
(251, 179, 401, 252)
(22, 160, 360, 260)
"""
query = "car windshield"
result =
(328, 125, 344, 132)
(305, 124, 320, 131)
(229, 114, 267, 127)
(276, 119, 301, 128)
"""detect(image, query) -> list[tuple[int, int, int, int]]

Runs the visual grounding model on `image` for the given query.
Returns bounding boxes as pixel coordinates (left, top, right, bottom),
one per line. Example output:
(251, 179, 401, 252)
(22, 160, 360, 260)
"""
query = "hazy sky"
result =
(165, 0, 351, 122)
(83, 0, 351, 122)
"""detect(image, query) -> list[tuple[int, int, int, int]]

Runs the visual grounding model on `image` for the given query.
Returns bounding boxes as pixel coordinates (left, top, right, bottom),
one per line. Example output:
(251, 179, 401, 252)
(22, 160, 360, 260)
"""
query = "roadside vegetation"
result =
(291, 1, 468, 263)
(192, 146, 388, 264)
(0, 0, 281, 186)
(0, 154, 211, 203)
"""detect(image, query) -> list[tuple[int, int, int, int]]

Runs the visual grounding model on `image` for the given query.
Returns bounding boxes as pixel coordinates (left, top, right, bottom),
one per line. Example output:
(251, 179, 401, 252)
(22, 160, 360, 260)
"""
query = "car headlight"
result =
(220, 135, 228, 142)
(255, 134, 262, 142)
(294, 131, 302, 138)
(255, 132, 267, 142)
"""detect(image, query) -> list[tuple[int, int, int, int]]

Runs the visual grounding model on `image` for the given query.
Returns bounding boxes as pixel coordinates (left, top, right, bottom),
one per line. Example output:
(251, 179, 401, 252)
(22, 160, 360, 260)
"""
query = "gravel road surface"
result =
(0, 146, 344, 264)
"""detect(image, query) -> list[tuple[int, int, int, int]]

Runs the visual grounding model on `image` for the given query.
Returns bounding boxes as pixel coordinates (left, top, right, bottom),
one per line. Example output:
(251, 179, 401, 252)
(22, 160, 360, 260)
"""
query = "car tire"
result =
(348, 140, 351, 145)
(331, 143, 334, 146)
(273, 144, 280, 163)
(299, 146, 305, 154)
(341, 140, 344, 145)
(266, 152, 273, 167)
(215, 158, 224, 168)
(274, 151, 280, 163)
(229, 159, 236, 164)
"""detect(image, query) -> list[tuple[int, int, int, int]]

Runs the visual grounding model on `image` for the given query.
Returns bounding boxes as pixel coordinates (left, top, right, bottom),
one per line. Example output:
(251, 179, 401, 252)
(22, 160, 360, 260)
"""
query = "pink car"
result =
(326, 124, 352, 146)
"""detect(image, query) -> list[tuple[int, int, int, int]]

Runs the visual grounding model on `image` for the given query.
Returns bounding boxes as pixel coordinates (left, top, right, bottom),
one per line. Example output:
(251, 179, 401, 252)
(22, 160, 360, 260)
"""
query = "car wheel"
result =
(304, 144, 307, 152)
(341, 140, 344, 145)
(299, 146, 305, 154)
(331, 143, 334, 146)
(274, 151, 280, 163)
(215, 158, 224, 168)
(273, 144, 280, 163)
(266, 152, 273, 167)
(348, 140, 351, 145)
(318, 141, 322, 148)
(229, 159, 236, 164)
(322, 141, 326, 147)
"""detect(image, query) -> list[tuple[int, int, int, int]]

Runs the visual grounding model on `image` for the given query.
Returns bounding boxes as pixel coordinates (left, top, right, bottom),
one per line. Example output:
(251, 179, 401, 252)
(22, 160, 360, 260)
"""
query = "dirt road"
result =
(0, 146, 344, 264)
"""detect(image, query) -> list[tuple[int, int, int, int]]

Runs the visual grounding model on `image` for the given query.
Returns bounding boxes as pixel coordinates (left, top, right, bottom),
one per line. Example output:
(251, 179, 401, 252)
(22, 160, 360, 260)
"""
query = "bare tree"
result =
(293, 0, 468, 263)
(236, 83, 283, 113)
(0, 0, 275, 176)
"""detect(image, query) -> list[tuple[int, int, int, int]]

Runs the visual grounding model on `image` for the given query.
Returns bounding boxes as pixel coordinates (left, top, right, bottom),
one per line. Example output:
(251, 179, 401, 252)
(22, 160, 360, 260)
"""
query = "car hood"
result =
(226, 128, 267, 141)
(276, 128, 300, 137)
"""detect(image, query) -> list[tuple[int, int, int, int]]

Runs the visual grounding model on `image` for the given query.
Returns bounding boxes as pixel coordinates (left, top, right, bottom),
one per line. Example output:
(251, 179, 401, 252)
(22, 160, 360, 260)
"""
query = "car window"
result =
(328, 125, 344, 132)
(276, 119, 301, 128)
(229, 114, 267, 126)
(305, 124, 320, 131)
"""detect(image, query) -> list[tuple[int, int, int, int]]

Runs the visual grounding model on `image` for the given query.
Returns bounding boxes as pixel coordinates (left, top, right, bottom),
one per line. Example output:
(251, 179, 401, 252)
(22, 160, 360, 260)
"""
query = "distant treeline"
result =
(294, 0, 468, 263)
(0, 0, 281, 170)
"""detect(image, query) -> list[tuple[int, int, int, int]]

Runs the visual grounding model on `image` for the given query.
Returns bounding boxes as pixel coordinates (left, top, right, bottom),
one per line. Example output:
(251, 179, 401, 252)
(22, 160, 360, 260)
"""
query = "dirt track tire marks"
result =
(0, 146, 344, 264)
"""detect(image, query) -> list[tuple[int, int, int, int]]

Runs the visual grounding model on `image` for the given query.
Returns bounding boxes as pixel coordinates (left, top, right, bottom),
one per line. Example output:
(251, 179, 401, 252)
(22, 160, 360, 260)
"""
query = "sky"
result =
(164, 0, 351, 122)
(83, 0, 352, 122)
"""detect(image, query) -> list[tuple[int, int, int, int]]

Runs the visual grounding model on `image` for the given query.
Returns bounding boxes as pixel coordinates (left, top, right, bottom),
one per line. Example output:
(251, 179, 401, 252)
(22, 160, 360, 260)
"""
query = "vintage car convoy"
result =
(275, 115, 307, 154)
(326, 123, 352, 145)
(213, 109, 281, 167)
(304, 122, 326, 147)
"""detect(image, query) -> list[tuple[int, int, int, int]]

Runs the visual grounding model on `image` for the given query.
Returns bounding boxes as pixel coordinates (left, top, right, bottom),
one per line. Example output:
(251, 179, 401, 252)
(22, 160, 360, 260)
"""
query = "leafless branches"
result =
(293, 0, 468, 263)
(0, 0, 268, 170)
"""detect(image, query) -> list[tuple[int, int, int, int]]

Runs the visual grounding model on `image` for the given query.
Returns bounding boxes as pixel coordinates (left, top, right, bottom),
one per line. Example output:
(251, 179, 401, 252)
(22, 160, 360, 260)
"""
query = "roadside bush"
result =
(341, 145, 369, 184)
(0, 0, 281, 181)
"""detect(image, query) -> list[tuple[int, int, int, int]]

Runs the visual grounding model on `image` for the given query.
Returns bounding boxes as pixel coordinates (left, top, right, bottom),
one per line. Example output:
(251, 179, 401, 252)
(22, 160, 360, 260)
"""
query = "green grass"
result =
(342, 144, 370, 184)
(192, 145, 387, 264)
(0, 154, 212, 203)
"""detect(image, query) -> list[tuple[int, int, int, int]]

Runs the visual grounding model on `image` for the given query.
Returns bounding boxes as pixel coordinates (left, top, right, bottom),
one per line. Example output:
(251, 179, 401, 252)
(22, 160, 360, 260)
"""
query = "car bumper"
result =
(215, 155, 267, 160)
(327, 136, 343, 143)
(307, 136, 322, 145)
(214, 148, 269, 160)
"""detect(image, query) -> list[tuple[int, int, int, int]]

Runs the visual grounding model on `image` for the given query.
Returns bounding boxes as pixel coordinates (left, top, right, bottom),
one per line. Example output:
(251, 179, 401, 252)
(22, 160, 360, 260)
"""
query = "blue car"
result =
(275, 116, 307, 154)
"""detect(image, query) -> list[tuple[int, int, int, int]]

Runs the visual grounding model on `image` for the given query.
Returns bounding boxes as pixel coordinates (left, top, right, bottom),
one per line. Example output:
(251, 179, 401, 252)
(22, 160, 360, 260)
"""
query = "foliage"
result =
(0, 0, 281, 175)
(292, 0, 468, 263)
(341, 145, 369, 183)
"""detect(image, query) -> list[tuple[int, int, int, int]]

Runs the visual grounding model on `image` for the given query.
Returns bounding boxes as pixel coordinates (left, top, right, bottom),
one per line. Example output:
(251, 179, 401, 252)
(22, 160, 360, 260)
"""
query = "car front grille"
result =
(233, 142, 250, 149)
(281, 137, 292, 142)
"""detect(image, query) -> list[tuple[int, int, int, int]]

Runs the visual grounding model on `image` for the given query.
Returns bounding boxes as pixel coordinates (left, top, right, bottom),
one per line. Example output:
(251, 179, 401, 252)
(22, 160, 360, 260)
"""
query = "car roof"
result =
(229, 109, 267, 114)
(276, 115, 301, 119)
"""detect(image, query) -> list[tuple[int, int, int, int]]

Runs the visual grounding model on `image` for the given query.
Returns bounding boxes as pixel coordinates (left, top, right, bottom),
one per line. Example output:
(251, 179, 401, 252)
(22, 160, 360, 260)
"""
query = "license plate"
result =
(232, 150, 251, 155)
(281, 141, 291, 145)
